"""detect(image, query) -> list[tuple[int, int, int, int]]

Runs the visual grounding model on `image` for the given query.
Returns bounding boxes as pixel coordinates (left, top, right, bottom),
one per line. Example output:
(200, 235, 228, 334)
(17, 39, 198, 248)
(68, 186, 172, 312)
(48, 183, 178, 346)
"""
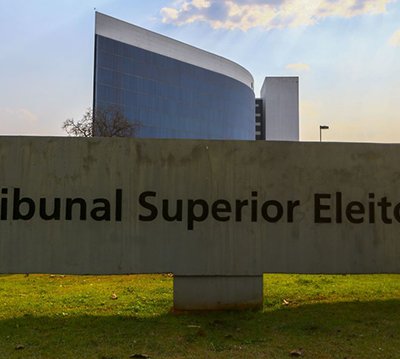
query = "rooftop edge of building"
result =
(95, 12, 254, 90)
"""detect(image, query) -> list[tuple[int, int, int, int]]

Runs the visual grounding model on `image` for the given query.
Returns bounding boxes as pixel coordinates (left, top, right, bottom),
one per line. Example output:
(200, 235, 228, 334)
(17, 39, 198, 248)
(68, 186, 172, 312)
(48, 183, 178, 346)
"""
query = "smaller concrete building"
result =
(256, 77, 299, 141)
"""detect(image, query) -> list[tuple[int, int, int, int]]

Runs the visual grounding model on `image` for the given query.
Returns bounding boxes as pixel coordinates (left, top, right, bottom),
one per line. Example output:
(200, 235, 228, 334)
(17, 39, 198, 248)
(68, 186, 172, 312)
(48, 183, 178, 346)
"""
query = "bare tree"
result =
(93, 106, 140, 137)
(62, 108, 93, 137)
(63, 106, 140, 137)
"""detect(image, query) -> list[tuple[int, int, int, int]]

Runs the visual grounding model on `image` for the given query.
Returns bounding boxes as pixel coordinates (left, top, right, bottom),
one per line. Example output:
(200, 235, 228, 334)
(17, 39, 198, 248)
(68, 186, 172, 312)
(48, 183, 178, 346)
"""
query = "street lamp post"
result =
(319, 125, 329, 142)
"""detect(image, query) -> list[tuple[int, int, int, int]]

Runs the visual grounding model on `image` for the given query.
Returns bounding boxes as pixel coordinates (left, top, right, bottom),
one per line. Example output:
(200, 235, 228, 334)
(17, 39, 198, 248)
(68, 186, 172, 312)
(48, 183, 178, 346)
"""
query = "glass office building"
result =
(94, 13, 255, 140)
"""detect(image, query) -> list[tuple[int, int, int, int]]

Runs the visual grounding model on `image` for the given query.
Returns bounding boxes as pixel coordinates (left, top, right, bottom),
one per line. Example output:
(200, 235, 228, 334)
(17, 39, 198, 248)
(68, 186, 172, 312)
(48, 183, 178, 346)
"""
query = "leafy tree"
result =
(62, 107, 140, 137)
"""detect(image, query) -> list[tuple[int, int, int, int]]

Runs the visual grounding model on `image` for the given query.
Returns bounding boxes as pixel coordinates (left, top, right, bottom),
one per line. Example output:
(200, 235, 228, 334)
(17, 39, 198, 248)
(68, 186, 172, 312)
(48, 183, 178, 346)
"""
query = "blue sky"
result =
(0, 0, 399, 142)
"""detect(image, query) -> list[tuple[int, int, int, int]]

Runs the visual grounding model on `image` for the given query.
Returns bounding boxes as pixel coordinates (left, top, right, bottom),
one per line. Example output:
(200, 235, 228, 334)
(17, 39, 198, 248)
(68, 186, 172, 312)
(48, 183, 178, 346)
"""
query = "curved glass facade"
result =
(94, 35, 255, 140)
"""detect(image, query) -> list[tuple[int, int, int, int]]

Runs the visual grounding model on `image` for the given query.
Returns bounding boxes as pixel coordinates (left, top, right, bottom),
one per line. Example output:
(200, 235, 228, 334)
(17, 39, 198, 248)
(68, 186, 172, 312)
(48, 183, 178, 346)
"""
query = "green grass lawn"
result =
(0, 274, 399, 358)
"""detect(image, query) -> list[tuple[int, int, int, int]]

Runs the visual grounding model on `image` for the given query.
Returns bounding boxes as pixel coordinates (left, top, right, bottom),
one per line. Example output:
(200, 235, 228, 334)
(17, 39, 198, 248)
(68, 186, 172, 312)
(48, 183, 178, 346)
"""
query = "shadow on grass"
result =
(1, 299, 400, 358)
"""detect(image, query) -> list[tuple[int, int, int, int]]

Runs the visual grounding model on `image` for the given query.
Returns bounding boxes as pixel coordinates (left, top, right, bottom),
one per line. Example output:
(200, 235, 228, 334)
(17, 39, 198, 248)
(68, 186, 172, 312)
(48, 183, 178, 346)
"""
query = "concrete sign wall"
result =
(1, 136, 400, 275)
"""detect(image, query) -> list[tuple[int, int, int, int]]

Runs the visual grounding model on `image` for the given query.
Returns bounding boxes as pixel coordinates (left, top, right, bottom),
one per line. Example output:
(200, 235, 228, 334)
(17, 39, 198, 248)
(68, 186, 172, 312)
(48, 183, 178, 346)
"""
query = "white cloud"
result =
(161, 0, 393, 31)
(286, 63, 311, 72)
(388, 29, 400, 47)
(192, 0, 211, 7)
(161, 7, 180, 21)
(0, 107, 44, 135)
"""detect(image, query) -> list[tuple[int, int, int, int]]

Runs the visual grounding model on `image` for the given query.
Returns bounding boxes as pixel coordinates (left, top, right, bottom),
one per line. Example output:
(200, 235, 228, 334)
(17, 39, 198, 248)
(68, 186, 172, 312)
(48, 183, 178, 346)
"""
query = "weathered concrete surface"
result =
(1, 136, 400, 275)
(174, 276, 263, 310)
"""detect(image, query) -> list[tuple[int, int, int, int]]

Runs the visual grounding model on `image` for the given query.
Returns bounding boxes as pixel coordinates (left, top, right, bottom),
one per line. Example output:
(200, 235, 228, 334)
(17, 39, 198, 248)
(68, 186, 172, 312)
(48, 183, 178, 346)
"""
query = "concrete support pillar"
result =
(173, 275, 263, 311)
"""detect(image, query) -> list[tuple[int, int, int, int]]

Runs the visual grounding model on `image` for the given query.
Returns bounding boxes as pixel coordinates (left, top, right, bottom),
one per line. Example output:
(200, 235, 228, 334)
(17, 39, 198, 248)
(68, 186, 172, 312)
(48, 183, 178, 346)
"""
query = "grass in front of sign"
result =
(0, 274, 399, 359)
